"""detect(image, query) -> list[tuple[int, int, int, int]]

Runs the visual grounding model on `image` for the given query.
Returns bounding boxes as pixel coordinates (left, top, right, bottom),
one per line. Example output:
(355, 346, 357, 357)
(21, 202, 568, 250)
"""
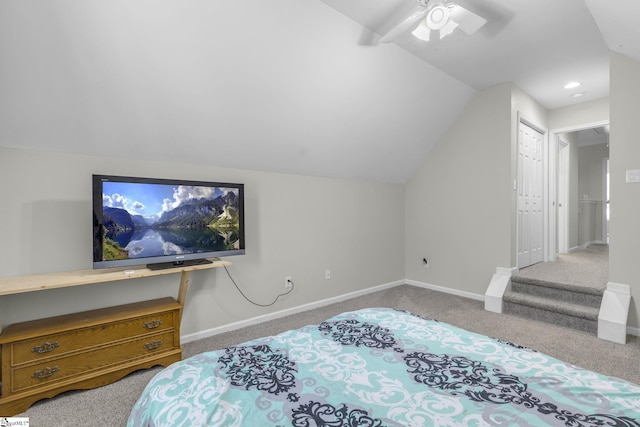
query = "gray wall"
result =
(610, 52, 640, 328)
(0, 147, 406, 335)
(404, 84, 616, 310)
(405, 85, 512, 295)
(1, 45, 637, 337)
(2, 83, 628, 337)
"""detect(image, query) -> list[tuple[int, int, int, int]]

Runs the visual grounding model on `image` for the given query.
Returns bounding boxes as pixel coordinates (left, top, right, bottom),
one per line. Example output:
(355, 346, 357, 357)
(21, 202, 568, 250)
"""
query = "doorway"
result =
(518, 122, 610, 287)
(553, 124, 609, 253)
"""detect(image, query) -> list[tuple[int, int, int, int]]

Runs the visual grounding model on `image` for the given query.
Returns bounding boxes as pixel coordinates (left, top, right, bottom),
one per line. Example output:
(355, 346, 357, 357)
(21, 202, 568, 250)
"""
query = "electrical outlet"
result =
(285, 276, 293, 289)
(422, 258, 430, 268)
(325, 269, 331, 280)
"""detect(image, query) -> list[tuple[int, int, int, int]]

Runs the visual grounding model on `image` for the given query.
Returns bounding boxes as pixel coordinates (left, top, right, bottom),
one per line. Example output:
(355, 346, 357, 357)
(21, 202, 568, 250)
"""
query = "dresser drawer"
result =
(9, 311, 176, 365)
(9, 330, 176, 393)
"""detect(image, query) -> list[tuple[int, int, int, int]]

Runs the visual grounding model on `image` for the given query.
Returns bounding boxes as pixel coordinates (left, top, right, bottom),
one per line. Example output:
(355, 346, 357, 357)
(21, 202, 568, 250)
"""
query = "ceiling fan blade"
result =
(449, 4, 486, 35)
(378, 8, 427, 43)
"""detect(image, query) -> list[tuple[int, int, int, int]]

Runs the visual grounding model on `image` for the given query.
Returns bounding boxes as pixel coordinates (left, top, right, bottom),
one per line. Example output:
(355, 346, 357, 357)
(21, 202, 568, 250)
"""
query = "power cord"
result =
(224, 265, 294, 307)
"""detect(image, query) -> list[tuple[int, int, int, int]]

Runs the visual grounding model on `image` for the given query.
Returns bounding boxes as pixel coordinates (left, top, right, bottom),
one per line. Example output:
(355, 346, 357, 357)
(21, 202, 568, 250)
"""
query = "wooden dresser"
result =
(0, 298, 182, 415)
(0, 259, 231, 416)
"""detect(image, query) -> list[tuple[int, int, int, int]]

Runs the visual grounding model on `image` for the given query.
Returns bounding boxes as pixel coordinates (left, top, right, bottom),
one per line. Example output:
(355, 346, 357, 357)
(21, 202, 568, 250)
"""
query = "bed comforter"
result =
(128, 307, 640, 426)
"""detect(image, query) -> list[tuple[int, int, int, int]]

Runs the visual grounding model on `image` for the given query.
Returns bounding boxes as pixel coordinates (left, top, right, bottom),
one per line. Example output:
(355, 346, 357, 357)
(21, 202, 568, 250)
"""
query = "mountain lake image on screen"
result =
(93, 175, 245, 269)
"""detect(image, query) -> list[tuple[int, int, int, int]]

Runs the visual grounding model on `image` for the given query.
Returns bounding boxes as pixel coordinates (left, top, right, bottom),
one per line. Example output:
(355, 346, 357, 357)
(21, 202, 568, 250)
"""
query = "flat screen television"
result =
(93, 175, 245, 270)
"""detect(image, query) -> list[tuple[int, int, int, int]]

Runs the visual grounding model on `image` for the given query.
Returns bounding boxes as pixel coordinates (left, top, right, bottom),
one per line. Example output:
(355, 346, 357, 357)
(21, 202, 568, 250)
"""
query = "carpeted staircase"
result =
(503, 275, 604, 334)
(502, 245, 608, 335)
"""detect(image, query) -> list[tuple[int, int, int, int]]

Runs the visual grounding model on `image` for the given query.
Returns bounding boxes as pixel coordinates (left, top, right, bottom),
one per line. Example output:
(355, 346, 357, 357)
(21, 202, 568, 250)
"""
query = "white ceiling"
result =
(321, 0, 637, 110)
(574, 126, 610, 147)
(584, 0, 640, 63)
(0, 1, 637, 183)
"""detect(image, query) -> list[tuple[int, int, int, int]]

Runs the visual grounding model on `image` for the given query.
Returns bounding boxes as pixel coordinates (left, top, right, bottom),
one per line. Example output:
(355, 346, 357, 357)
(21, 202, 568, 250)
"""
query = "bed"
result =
(128, 307, 640, 426)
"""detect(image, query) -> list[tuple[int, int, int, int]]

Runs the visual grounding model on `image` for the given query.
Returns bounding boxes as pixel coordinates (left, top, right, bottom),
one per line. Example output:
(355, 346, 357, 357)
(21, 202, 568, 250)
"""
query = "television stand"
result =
(0, 258, 231, 415)
(147, 258, 215, 271)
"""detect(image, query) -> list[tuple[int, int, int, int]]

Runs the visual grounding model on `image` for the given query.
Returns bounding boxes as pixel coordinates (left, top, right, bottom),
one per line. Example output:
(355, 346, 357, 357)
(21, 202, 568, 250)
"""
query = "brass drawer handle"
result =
(32, 366, 59, 379)
(32, 341, 60, 354)
(143, 319, 163, 329)
(144, 340, 163, 350)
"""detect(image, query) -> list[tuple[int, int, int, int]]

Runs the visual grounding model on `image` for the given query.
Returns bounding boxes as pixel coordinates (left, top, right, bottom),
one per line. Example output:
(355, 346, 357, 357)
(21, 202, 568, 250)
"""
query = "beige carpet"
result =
(515, 244, 609, 289)
(16, 283, 639, 426)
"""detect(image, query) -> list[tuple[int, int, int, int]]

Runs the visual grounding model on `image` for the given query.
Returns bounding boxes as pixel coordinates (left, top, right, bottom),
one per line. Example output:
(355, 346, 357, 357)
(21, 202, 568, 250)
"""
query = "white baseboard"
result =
(572, 241, 607, 253)
(404, 279, 485, 302)
(181, 280, 404, 344)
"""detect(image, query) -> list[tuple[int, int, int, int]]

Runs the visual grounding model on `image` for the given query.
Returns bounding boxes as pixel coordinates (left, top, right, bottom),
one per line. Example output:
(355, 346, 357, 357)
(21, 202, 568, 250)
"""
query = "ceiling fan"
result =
(379, 0, 487, 43)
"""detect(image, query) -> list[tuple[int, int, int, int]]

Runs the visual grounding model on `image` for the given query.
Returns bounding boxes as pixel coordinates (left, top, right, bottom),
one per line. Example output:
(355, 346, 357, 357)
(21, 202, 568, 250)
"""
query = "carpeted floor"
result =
(15, 282, 639, 426)
(515, 244, 609, 289)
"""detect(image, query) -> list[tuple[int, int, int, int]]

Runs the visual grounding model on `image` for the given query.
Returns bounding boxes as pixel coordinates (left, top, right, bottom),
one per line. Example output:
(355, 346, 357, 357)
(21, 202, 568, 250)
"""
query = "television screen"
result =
(93, 175, 245, 270)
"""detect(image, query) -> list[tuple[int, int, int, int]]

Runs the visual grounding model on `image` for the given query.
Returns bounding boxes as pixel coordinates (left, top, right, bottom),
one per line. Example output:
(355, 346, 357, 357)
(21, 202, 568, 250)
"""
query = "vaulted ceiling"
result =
(0, 1, 637, 183)
(324, 0, 640, 110)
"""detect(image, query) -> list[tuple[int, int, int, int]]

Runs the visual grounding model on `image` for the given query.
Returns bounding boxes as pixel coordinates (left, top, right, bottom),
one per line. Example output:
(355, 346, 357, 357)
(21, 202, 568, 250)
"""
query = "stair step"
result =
(503, 297, 598, 334)
(503, 292, 599, 321)
(510, 275, 604, 296)
(510, 278, 603, 308)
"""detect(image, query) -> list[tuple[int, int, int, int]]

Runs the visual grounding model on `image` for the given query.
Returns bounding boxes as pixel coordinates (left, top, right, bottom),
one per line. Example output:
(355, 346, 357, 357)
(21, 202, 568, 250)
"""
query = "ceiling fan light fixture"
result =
(386, 0, 486, 44)
(411, 20, 431, 41)
(426, 5, 450, 30)
(412, 3, 459, 42)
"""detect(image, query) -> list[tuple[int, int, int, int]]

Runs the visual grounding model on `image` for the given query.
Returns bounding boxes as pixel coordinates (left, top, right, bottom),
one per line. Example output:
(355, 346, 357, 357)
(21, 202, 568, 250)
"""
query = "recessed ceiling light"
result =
(564, 81, 581, 89)
(572, 92, 584, 98)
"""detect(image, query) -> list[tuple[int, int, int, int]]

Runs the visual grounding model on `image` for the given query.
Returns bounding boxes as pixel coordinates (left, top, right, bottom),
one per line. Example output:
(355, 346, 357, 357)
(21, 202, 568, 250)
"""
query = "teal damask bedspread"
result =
(128, 308, 640, 426)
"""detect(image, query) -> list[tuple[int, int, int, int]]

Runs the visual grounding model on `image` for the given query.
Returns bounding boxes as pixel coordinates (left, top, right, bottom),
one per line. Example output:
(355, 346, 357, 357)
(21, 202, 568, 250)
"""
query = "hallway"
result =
(515, 244, 608, 290)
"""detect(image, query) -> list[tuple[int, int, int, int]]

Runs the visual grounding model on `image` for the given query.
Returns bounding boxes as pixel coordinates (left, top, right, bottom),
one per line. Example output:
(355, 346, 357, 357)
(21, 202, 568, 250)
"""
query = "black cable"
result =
(224, 265, 294, 307)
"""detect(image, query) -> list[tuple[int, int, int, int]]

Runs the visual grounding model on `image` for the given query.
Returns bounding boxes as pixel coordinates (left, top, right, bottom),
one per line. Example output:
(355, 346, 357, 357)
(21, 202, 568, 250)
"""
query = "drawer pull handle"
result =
(143, 319, 163, 329)
(144, 340, 163, 350)
(32, 341, 60, 354)
(32, 366, 59, 379)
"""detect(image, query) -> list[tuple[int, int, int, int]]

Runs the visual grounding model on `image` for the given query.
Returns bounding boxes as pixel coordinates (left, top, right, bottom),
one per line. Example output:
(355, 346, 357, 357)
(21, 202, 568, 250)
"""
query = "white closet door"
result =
(517, 122, 544, 268)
